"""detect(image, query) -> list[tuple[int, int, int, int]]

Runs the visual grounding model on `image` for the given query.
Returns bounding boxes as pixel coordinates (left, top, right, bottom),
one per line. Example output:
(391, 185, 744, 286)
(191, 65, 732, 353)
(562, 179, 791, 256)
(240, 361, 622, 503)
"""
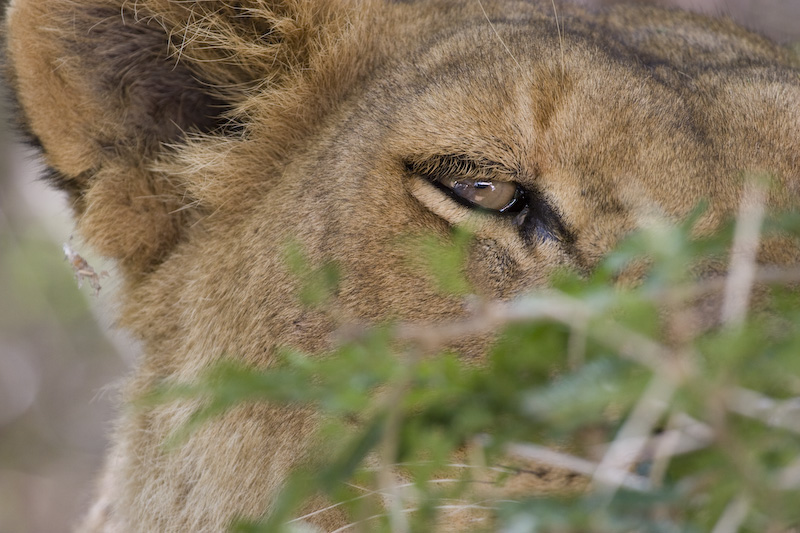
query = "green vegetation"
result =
(149, 206, 800, 533)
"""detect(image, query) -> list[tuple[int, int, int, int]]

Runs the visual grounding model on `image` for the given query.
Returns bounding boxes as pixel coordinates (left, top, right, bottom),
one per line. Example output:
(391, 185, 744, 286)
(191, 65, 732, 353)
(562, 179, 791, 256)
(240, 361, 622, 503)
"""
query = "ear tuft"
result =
(143, 0, 330, 86)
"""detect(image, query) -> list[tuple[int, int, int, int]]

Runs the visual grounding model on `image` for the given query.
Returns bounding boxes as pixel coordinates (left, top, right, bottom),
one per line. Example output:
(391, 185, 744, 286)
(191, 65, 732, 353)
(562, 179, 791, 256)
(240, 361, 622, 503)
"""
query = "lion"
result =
(3, 0, 800, 530)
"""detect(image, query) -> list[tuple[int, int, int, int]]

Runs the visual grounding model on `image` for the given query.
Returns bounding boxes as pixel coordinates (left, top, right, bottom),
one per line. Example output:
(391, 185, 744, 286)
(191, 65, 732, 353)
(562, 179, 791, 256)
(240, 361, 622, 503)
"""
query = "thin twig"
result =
(728, 388, 800, 434)
(722, 177, 768, 326)
(777, 457, 800, 490)
(593, 375, 676, 502)
(377, 375, 414, 533)
(648, 415, 692, 488)
(390, 257, 800, 362)
(504, 442, 652, 493)
(647, 265, 800, 305)
(395, 293, 687, 380)
(711, 493, 751, 533)
(589, 413, 714, 468)
(328, 504, 495, 533)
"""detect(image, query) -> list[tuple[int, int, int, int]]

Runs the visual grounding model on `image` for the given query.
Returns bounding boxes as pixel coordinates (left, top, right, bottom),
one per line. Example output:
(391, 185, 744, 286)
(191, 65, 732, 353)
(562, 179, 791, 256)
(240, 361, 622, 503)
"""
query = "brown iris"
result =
(437, 176, 521, 212)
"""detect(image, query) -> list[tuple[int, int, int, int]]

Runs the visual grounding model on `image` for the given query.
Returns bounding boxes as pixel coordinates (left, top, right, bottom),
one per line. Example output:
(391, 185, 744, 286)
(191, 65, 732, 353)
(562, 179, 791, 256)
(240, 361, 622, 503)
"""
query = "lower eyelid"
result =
(409, 177, 474, 224)
(407, 176, 530, 249)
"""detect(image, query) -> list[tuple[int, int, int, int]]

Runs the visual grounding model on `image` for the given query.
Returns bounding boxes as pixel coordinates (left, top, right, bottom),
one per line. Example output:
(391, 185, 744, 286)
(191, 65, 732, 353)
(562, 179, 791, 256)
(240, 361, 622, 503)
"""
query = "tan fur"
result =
(3, 0, 800, 530)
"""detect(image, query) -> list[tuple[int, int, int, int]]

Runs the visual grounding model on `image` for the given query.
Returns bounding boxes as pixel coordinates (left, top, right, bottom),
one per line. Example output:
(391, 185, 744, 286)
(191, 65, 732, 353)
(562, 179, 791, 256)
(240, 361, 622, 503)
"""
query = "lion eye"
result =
(437, 176, 522, 212)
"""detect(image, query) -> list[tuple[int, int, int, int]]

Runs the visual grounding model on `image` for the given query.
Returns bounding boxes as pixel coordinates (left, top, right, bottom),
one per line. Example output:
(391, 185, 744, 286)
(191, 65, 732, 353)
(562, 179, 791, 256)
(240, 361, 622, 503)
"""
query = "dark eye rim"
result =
(429, 177, 529, 215)
(404, 160, 574, 245)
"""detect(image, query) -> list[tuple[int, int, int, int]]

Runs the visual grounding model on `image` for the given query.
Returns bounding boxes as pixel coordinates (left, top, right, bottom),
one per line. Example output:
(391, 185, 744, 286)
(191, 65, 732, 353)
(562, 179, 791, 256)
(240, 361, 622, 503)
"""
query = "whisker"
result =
(476, 0, 523, 74)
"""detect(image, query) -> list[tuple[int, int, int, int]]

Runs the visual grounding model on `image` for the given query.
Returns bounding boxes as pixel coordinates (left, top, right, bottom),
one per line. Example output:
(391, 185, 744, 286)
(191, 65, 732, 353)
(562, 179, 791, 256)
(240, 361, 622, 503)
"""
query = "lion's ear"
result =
(4, 0, 346, 272)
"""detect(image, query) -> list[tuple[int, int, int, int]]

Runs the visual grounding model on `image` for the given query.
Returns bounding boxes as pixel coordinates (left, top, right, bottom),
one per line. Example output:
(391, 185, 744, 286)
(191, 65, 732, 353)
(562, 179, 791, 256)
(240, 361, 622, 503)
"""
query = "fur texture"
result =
(4, 0, 800, 530)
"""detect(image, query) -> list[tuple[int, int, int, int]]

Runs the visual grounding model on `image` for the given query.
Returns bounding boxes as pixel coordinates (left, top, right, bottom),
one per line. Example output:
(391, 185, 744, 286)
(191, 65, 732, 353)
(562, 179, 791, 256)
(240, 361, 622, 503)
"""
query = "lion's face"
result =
(147, 4, 799, 351)
(5, 0, 800, 530)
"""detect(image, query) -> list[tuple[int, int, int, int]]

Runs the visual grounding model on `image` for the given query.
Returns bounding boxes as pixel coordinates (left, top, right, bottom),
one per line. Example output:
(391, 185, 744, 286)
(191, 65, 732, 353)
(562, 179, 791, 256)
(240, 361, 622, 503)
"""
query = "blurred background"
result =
(1, 1, 798, 531)
(584, 0, 800, 44)
(0, 99, 133, 531)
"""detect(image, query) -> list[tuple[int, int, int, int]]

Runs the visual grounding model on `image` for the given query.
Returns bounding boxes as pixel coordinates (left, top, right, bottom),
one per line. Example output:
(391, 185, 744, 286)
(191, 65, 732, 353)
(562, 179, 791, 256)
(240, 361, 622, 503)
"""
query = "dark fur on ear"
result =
(75, 7, 230, 149)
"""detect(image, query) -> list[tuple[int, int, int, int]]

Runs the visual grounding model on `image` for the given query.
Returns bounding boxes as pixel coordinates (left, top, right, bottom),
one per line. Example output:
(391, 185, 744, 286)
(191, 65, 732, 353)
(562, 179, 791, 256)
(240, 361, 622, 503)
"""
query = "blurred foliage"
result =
(146, 207, 800, 533)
